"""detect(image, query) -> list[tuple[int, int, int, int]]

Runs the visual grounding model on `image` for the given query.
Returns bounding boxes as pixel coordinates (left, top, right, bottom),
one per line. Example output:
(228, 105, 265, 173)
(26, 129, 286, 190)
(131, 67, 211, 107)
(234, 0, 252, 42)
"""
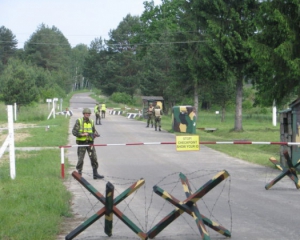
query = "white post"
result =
(14, 103, 17, 122)
(60, 147, 65, 179)
(46, 99, 52, 110)
(8, 105, 16, 179)
(53, 98, 58, 119)
(47, 98, 58, 120)
(272, 100, 277, 127)
(53, 98, 56, 119)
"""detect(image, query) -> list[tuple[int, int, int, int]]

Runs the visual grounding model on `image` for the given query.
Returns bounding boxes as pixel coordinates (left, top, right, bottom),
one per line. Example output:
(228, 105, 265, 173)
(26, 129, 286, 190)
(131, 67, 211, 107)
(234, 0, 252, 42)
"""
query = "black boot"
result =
(146, 125, 149, 128)
(93, 169, 104, 179)
(159, 127, 161, 131)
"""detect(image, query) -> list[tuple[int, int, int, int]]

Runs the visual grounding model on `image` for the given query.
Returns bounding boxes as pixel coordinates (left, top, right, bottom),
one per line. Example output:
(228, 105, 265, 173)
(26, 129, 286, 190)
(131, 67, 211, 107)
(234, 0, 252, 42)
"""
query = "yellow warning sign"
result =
(176, 135, 199, 151)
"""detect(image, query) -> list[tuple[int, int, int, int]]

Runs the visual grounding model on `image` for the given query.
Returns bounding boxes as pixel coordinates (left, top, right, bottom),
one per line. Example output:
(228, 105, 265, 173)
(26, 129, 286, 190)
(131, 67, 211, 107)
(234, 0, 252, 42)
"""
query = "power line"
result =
(0, 39, 207, 48)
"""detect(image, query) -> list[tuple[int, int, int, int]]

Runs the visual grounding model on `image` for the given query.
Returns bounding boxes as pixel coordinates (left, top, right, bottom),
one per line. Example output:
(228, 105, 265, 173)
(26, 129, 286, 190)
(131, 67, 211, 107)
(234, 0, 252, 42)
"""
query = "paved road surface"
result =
(59, 92, 300, 240)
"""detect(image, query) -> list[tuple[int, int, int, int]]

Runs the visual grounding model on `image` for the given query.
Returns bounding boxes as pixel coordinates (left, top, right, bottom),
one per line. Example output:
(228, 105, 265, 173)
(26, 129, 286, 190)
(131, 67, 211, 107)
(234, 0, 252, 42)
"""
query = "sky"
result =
(1, 0, 161, 49)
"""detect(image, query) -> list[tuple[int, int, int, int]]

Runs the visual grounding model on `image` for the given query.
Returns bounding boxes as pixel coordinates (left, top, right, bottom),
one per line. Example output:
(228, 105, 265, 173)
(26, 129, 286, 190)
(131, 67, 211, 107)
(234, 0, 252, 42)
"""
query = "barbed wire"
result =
(65, 169, 233, 239)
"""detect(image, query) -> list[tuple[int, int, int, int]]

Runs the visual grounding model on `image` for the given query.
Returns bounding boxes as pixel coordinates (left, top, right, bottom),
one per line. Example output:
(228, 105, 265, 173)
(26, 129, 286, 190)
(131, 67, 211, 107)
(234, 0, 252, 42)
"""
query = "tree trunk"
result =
(193, 81, 199, 121)
(234, 77, 243, 131)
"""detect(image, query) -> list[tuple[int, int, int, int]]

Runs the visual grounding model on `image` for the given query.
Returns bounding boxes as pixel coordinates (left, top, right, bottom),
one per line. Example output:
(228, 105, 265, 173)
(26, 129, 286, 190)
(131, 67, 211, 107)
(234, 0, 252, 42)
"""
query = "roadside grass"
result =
(0, 150, 71, 240)
(159, 110, 280, 168)
(0, 99, 72, 239)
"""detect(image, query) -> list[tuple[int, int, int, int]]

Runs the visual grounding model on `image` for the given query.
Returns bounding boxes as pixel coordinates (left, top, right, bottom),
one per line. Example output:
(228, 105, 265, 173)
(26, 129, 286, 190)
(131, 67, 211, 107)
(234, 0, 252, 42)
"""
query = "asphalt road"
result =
(60, 92, 300, 240)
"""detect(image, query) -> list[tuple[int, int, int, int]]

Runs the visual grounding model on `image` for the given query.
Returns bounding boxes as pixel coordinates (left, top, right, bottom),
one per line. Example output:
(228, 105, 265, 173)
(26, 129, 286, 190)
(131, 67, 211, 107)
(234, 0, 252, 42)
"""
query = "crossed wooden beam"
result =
(65, 171, 147, 240)
(66, 170, 231, 240)
(265, 151, 300, 190)
(147, 170, 231, 240)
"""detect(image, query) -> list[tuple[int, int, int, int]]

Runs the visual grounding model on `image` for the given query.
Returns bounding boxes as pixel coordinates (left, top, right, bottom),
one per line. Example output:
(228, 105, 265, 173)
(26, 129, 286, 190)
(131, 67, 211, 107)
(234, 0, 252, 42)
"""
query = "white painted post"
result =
(53, 98, 56, 119)
(60, 147, 65, 179)
(14, 103, 17, 122)
(47, 108, 54, 120)
(46, 99, 52, 110)
(272, 100, 277, 127)
(0, 135, 10, 159)
(8, 105, 16, 179)
(53, 98, 58, 119)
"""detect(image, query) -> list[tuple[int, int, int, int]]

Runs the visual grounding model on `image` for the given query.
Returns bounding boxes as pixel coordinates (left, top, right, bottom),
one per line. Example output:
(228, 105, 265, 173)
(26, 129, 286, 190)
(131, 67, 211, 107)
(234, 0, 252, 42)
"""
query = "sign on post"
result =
(47, 98, 58, 120)
(176, 135, 199, 151)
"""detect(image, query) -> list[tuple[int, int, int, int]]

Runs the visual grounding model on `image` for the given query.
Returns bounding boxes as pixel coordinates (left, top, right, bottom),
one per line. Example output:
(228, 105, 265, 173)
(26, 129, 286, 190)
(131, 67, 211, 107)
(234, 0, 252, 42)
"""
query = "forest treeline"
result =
(0, 0, 299, 131)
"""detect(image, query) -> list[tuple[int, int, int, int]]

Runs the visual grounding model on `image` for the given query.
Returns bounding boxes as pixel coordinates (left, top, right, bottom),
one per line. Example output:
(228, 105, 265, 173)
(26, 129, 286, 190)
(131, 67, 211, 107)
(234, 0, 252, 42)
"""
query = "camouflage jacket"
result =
(147, 106, 155, 115)
(72, 117, 97, 138)
(154, 108, 163, 118)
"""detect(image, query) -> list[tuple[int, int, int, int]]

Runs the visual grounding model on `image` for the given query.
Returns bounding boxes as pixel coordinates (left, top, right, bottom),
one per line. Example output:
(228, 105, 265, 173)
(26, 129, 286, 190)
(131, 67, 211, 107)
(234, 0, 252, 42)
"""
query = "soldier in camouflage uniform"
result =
(94, 103, 102, 125)
(72, 108, 104, 179)
(101, 103, 106, 118)
(146, 102, 155, 128)
(154, 105, 163, 131)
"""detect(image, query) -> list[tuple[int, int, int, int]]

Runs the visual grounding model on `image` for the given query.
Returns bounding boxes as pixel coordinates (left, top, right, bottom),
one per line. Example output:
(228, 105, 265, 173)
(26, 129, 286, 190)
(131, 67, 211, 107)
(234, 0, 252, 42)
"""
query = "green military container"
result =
(172, 106, 196, 134)
(279, 97, 300, 169)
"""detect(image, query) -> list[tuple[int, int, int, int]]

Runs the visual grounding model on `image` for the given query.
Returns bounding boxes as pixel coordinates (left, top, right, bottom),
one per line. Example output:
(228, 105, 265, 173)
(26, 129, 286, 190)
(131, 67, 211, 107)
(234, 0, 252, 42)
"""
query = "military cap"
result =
(82, 108, 91, 114)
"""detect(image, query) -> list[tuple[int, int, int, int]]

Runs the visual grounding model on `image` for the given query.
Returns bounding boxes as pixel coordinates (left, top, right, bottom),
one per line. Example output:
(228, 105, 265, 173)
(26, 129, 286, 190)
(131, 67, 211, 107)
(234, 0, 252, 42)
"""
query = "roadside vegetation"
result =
(0, 95, 72, 240)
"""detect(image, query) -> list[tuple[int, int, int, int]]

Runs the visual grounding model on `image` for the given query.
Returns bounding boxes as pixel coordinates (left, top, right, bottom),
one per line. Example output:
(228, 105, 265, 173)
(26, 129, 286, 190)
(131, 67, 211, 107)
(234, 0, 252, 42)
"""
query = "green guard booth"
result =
(142, 96, 164, 119)
(279, 97, 300, 169)
(172, 106, 196, 134)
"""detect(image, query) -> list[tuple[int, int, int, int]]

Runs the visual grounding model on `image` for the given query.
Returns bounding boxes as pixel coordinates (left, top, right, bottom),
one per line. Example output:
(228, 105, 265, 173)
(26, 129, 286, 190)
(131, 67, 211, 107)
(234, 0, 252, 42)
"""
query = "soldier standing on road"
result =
(154, 105, 163, 131)
(72, 108, 104, 179)
(146, 102, 154, 128)
(94, 103, 102, 125)
(101, 103, 106, 118)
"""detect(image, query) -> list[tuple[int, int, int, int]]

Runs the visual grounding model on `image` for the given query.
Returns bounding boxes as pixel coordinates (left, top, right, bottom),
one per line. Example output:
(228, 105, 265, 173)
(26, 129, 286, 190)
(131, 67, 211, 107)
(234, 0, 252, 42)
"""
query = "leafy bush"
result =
(110, 92, 133, 104)
(242, 100, 253, 110)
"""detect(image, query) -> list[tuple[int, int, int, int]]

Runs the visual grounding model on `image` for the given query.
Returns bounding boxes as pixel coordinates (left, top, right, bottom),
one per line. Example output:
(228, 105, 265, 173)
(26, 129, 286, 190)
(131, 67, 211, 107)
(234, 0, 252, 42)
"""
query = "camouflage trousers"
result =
(101, 110, 106, 118)
(95, 113, 101, 125)
(76, 141, 99, 171)
(155, 117, 161, 128)
(147, 114, 154, 126)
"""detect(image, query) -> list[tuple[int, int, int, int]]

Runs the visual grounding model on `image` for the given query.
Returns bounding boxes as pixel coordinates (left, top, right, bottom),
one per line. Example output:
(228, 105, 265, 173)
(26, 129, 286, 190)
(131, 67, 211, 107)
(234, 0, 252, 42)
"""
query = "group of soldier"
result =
(94, 103, 106, 125)
(146, 102, 163, 131)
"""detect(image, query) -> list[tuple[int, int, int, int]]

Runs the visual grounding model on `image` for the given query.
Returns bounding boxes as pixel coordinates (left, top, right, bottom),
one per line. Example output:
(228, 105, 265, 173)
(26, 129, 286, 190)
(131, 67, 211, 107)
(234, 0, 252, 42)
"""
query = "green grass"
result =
(159, 110, 281, 167)
(0, 150, 71, 240)
(0, 98, 72, 240)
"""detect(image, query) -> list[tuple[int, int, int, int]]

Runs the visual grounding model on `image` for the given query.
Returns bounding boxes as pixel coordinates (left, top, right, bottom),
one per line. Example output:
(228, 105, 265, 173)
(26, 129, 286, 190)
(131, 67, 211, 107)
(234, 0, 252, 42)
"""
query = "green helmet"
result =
(82, 108, 91, 114)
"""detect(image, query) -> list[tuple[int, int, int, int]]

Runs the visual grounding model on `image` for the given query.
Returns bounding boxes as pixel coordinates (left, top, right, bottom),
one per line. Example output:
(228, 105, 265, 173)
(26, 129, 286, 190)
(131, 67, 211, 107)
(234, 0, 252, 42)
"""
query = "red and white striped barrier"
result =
(59, 141, 300, 178)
